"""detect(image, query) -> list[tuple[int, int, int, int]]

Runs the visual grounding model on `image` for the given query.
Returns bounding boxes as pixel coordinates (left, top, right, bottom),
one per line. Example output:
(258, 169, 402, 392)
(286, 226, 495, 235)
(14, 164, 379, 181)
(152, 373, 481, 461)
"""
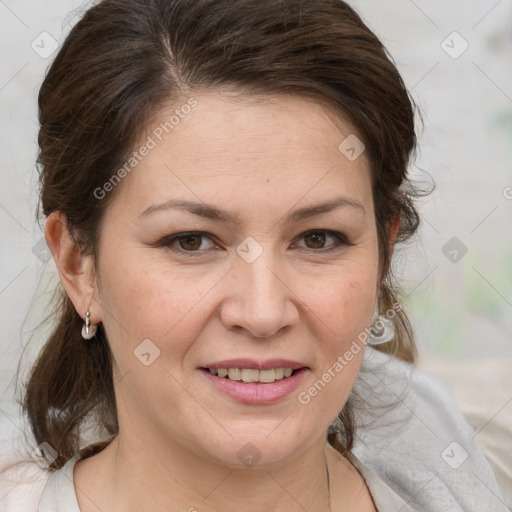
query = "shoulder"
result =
(346, 452, 415, 511)
(0, 445, 82, 512)
(350, 347, 509, 512)
(0, 450, 51, 512)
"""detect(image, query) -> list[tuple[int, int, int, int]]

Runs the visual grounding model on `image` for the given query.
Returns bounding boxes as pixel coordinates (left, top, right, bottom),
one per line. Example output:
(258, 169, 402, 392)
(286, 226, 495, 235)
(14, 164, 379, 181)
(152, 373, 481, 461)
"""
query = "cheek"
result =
(98, 252, 221, 367)
(305, 265, 378, 345)
(296, 288, 373, 424)
(297, 267, 377, 407)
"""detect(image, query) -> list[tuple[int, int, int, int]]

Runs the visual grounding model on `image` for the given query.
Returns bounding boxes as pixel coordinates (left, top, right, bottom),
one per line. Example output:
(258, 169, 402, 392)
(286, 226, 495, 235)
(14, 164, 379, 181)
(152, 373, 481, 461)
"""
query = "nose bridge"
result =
(238, 236, 284, 305)
(226, 236, 297, 337)
(242, 249, 281, 299)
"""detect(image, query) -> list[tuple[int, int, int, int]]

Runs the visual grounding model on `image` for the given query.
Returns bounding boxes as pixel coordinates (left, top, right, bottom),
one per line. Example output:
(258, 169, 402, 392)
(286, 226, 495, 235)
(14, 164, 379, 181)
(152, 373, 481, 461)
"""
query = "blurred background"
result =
(0, 0, 511, 505)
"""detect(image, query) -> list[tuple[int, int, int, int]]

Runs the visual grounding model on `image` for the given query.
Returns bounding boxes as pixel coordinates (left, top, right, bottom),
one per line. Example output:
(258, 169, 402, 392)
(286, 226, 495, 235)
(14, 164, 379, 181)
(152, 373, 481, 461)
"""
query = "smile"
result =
(200, 367, 308, 404)
(204, 367, 296, 383)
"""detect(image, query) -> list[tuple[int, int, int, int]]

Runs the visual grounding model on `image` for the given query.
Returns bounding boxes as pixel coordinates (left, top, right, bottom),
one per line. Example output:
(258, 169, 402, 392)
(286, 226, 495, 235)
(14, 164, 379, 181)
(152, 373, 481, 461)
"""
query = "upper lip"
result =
(201, 359, 308, 370)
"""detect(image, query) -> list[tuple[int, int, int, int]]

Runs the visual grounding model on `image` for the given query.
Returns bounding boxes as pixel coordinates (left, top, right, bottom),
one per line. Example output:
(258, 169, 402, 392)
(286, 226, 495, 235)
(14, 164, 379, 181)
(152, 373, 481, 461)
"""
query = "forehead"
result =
(107, 90, 373, 221)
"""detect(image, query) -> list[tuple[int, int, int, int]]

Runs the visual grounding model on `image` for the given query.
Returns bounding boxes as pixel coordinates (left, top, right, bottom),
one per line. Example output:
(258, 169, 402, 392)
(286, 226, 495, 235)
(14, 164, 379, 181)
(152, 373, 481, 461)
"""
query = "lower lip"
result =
(200, 368, 308, 404)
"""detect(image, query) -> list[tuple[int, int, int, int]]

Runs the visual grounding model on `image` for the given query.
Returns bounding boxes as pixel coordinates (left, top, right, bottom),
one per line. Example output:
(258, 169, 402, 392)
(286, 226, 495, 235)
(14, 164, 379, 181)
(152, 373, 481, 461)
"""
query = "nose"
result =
(219, 244, 299, 338)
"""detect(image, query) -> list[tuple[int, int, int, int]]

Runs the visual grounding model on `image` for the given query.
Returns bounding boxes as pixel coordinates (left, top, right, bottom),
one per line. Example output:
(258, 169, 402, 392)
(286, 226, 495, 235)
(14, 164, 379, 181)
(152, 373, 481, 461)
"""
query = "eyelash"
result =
(156, 230, 353, 257)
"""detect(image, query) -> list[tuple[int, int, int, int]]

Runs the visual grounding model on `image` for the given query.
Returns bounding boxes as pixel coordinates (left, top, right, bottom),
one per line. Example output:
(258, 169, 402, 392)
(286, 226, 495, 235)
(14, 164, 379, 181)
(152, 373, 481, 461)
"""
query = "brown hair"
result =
(23, 0, 430, 470)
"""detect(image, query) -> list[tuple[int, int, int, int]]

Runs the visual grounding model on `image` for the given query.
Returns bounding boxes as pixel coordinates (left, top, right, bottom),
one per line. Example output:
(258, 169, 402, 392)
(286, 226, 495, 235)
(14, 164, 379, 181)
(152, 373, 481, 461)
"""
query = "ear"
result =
(376, 214, 401, 301)
(44, 211, 100, 325)
(388, 214, 400, 249)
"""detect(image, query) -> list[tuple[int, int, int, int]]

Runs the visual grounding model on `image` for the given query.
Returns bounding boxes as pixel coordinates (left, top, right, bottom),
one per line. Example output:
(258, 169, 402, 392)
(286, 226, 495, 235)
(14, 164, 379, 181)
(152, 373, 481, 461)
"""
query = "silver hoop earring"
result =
(367, 309, 395, 345)
(81, 309, 97, 340)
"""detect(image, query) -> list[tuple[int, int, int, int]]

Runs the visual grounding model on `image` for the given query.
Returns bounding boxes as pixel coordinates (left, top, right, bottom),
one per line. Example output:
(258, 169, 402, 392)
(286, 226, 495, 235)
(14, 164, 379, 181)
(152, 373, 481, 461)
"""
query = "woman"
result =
(0, 0, 508, 510)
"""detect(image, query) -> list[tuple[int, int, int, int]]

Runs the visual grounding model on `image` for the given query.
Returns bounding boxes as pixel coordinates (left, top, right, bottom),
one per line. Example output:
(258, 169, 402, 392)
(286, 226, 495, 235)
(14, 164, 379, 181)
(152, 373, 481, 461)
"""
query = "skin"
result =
(45, 90, 398, 511)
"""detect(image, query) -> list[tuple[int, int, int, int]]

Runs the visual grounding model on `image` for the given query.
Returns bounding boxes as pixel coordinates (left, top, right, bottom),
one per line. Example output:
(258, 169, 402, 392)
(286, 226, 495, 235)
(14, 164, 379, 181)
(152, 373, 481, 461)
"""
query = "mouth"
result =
(199, 366, 303, 383)
(199, 365, 309, 404)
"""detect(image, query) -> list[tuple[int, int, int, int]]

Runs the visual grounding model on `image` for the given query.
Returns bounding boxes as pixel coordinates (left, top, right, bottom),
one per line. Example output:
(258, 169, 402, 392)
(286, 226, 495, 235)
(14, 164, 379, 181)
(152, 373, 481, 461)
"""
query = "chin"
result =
(202, 428, 318, 470)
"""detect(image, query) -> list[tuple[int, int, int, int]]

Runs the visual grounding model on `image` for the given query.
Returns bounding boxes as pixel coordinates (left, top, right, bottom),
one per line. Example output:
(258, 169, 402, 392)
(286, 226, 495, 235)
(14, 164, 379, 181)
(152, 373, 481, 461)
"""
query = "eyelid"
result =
(157, 229, 353, 256)
(294, 229, 353, 250)
(156, 231, 217, 257)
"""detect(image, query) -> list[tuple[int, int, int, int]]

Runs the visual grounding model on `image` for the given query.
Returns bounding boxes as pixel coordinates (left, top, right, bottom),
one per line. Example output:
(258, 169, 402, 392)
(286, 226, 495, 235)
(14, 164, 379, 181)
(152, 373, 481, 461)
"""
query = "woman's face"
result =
(92, 91, 379, 468)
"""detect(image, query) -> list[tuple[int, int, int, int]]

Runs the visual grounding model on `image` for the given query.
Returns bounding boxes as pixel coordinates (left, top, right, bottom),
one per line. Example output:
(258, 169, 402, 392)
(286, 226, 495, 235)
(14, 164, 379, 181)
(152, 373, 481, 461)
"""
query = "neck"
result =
(81, 429, 332, 512)
(121, 434, 329, 512)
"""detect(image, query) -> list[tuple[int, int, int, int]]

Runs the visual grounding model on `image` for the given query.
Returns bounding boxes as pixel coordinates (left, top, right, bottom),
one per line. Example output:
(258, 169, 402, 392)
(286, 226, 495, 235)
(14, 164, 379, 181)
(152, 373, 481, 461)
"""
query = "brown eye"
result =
(178, 235, 203, 251)
(158, 232, 216, 256)
(295, 230, 351, 252)
(304, 232, 327, 249)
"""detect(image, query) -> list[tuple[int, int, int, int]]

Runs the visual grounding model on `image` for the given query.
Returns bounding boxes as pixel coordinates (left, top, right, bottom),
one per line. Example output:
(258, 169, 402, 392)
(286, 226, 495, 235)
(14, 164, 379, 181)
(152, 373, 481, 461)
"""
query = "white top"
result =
(1, 347, 509, 511)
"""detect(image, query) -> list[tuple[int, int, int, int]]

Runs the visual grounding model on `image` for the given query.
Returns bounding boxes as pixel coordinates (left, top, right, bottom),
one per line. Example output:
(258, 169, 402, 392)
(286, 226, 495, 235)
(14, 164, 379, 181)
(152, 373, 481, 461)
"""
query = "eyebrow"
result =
(137, 196, 365, 224)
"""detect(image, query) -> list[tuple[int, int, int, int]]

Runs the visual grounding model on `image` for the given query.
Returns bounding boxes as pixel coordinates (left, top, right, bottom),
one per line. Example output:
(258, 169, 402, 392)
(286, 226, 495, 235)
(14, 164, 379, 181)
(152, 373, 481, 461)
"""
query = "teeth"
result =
(227, 368, 242, 380)
(258, 369, 276, 383)
(274, 368, 285, 379)
(241, 369, 260, 382)
(208, 367, 297, 383)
